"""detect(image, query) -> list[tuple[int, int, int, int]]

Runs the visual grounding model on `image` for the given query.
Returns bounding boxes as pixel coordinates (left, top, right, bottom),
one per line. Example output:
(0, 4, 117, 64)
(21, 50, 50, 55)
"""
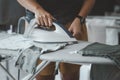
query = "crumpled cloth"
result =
(0, 31, 13, 40)
(0, 33, 70, 73)
(79, 42, 120, 69)
(15, 46, 41, 73)
(0, 34, 33, 50)
(15, 42, 68, 73)
(33, 42, 68, 53)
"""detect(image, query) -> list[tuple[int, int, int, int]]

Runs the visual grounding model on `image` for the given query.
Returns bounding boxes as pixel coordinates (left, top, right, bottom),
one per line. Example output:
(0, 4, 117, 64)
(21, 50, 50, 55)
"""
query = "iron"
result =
(18, 17, 77, 43)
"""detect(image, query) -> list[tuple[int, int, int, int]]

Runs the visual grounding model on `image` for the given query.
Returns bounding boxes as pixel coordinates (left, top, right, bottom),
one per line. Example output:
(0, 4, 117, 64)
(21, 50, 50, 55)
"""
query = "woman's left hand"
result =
(68, 18, 82, 37)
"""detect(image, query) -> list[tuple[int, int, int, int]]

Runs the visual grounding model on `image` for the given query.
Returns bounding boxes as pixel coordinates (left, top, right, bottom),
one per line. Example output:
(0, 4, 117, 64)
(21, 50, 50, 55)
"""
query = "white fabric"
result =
(15, 42, 67, 73)
(0, 34, 68, 73)
(0, 32, 69, 73)
(0, 35, 33, 50)
(34, 42, 68, 53)
(0, 31, 12, 40)
(15, 46, 41, 73)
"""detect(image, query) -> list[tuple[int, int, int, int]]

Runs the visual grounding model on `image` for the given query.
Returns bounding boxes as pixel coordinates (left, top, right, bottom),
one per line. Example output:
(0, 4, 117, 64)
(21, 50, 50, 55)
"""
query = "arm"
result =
(78, 0, 95, 17)
(69, 0, 95, 37)
(17, 0, 54, 26)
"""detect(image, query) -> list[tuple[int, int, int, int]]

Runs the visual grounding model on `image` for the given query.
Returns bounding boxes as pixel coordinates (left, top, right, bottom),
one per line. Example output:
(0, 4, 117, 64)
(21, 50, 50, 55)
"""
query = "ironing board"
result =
(0, 32, 114, 80)
(26, 41, 114, 80)
(39, 41, 114, 64)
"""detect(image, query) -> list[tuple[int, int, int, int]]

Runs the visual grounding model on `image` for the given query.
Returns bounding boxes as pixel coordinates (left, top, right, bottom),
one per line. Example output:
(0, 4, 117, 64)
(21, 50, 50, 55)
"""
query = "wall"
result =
(0, 0, 25, 30)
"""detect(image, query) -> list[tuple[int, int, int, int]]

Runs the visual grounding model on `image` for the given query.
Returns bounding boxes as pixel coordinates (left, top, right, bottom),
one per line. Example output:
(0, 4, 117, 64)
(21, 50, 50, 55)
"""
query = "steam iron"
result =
(17, 17, 77, 43)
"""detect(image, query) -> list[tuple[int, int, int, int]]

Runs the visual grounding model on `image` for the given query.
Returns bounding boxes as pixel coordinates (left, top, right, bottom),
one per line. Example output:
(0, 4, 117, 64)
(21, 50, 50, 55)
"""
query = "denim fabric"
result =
(80, 42, 120, 69)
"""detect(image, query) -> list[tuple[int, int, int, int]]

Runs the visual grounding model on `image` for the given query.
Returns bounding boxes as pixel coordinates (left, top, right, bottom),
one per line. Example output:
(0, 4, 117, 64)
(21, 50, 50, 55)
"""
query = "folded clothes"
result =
(79, 42, 120, 69)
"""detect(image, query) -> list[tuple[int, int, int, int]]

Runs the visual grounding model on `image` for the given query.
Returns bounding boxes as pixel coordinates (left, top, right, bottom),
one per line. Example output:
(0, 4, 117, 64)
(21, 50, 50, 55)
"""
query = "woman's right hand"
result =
(35, 8, 55, 27)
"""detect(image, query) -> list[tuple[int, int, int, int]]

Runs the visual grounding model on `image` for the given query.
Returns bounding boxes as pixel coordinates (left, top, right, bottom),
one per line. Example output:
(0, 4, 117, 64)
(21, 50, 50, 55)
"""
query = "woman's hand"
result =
(68, 18, 82, 37)
(35, 8, 55, 27)
(17, 0, 55, 27)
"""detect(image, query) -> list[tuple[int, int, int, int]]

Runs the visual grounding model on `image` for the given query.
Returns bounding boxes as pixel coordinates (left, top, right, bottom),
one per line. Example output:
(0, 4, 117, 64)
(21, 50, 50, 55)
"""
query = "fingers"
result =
(48, 18, 52, 26)
(68, 27, 75, 36)
(74, 30, 82, 36)
(35, 14, 54, 27)
(68, 27, 82, 37)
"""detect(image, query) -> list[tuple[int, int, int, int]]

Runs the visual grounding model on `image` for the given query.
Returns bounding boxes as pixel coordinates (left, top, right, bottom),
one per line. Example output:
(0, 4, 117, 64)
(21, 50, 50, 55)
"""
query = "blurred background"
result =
(89, 0, 120, 16)
(0, 0, 119, 31)
(0, 0, 120, 80)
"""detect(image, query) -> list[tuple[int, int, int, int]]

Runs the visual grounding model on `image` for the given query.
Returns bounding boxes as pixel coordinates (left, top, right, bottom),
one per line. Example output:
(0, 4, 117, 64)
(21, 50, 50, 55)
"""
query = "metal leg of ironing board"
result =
(28, 60, 51, 80)
(23, 60, 51, 80)
(0, 63, 16, 80)
(6, 61, 9, 80)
